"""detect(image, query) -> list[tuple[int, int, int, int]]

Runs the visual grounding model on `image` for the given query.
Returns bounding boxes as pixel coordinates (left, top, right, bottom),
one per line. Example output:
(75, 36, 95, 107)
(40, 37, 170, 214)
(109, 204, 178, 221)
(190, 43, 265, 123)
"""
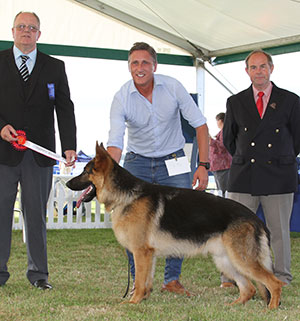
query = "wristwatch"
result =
(198, 162, 210, 170)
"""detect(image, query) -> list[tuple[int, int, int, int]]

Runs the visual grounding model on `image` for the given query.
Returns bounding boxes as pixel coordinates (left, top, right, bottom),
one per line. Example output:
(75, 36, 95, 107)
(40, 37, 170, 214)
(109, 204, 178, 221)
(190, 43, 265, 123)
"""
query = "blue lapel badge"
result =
(47, 83, 55, 100)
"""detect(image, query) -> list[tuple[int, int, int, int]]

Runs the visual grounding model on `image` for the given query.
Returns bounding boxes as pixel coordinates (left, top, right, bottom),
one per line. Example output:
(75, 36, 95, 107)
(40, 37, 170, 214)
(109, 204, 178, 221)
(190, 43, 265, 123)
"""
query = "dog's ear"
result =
(95, 141, 105, 149)
(95, 142, 107, 159)
(95, 141, 103, 149)
(94, 141, 111, 172)
(95, 141, 106, 152)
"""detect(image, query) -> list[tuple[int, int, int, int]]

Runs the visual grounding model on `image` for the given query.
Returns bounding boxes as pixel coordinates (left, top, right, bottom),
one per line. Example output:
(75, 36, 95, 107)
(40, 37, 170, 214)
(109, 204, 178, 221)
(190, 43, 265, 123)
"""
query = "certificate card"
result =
(165, 156, 191, 176)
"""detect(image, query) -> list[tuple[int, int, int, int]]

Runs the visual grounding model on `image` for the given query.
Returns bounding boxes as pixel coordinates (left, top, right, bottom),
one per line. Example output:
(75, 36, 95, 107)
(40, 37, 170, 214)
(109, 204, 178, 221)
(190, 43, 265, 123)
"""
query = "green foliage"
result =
(0, 230, 299, 321)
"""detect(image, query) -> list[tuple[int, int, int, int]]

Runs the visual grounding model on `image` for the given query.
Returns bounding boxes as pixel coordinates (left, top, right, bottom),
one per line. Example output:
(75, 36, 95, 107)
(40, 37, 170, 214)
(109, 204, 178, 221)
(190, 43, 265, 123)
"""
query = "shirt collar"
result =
(13, 45, 37, 63)
(252, 82, 273, 98)
(129, 74, 163, 94)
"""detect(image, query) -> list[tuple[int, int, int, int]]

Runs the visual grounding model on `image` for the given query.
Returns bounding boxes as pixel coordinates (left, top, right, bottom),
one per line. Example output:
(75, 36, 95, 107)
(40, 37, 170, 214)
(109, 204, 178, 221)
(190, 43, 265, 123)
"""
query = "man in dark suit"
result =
(223, 50, 300, 285)
(0, 11, 77, 289)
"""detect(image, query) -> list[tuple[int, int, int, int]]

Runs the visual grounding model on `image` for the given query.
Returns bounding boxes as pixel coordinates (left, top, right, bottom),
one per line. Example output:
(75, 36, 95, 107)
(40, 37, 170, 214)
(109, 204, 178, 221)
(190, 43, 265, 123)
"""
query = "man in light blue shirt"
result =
(107, 42, 209, 297)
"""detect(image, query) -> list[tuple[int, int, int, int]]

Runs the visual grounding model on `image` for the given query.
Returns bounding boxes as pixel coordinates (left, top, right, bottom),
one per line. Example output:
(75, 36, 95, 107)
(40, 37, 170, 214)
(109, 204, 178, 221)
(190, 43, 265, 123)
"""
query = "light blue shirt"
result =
(107, 74, 206, 158)
(13, 45, 37, 74)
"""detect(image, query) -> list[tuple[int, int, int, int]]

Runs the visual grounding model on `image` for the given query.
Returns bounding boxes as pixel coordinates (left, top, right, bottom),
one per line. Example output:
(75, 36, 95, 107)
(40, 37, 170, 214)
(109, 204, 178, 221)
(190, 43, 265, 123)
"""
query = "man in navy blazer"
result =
(0, 12, 77, 289)
(223, 50, 300, 285)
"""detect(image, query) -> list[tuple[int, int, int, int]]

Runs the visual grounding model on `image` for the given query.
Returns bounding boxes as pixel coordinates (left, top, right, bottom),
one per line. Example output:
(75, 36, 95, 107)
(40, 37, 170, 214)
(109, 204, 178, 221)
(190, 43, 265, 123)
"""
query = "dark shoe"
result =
(161, 280, 191, 297)
(33, 279, 53, 290)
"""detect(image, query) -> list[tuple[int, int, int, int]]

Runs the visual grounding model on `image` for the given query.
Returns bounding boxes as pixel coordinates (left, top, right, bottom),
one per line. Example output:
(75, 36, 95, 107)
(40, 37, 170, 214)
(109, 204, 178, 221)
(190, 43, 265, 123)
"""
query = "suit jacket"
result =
(223, 83, 300, 195)
(0, 48, 76, 167)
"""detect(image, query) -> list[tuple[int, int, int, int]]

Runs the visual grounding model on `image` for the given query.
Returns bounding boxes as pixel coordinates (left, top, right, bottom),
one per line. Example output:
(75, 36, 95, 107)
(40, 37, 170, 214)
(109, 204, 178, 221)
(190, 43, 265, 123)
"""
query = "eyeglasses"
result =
(14, 24, 39, 33)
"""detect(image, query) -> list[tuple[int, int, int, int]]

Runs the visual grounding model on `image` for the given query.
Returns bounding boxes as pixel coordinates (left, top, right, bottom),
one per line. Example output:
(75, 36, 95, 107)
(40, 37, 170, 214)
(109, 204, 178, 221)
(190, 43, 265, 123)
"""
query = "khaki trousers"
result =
(228, 192, 294, 284)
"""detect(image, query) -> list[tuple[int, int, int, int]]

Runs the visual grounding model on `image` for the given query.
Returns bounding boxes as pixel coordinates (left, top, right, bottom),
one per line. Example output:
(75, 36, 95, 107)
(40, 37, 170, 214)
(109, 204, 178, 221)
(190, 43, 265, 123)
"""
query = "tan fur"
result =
(72, 143, 284, 308)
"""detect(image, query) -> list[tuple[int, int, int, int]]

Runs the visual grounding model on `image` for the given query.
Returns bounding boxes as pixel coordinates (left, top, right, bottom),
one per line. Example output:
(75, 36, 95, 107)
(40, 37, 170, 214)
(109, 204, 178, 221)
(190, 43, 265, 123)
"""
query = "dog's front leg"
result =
(146, 255, 156, 295)
(129, 247, 154, 304)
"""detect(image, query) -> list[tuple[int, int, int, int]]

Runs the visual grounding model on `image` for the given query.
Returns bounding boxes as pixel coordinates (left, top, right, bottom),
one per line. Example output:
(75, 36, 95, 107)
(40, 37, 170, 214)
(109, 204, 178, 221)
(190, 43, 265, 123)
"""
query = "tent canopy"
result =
(1, 0, 300, 65)
(73, 0, 300, 64)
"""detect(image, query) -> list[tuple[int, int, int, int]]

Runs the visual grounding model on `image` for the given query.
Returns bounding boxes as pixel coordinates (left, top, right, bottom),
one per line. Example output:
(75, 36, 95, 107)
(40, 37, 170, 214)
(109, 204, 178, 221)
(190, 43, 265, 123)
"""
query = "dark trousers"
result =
(0, 150, 52, 285)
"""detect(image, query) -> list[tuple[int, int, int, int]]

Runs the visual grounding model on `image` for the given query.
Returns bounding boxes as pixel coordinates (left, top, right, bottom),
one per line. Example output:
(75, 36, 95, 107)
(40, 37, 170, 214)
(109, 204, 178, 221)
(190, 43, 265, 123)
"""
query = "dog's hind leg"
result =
(222, 225, 284, 309)
(256, 281, 271, 304)
(129, 247, 155, 304)
(244, 265, 283, 309)
(233, 262, 283, 309)
(228, 275, 256, 306)
(213, 254, 256, 305)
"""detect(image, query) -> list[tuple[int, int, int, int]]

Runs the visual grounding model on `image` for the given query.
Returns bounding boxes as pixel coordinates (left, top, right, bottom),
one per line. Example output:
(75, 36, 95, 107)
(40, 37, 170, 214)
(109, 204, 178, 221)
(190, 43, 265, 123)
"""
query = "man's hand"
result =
(0, 124, 18, 142)
(107, 146, 122, 163)
(64, 150, 77, 167)
(192, 166, 208, 191)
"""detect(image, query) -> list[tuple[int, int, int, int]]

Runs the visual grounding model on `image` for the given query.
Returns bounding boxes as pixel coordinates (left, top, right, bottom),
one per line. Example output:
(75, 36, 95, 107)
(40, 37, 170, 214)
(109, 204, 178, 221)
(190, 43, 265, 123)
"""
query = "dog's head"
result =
(66, 142, 113, 207)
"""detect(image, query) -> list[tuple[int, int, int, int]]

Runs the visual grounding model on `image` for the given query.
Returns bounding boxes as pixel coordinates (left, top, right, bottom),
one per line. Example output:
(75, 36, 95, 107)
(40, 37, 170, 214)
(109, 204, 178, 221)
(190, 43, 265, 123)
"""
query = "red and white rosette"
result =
(11, 130, 67, 164)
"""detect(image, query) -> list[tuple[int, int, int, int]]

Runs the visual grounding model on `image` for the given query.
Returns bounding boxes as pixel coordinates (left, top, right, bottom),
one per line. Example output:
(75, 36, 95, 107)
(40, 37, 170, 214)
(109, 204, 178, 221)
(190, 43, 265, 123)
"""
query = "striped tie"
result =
(19, 55, 30, 81)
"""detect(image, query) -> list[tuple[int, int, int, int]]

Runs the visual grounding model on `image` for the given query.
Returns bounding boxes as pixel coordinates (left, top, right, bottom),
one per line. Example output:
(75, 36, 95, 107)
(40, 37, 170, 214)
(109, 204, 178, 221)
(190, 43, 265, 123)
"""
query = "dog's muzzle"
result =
(76, 184, 96, 208)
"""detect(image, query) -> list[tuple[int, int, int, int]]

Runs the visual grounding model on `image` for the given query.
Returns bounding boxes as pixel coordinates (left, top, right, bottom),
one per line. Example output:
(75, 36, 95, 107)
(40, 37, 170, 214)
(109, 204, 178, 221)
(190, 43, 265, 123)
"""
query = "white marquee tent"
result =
(2, 0, 300, 63)
(2, 0, 300, 153)
(73, 0, 300, 64)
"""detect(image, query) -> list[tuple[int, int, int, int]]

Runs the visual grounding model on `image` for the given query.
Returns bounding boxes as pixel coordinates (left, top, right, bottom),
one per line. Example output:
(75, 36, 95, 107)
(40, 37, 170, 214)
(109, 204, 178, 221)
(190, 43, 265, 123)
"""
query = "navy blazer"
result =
(0, 48, 76, 167)
(223, 83, 300, 195)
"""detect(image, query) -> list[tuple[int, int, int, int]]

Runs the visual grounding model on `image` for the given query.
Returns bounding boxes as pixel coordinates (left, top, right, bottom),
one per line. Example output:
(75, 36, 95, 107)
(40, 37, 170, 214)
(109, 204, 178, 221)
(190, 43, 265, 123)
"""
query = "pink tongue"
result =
(76, 185, 93, 208)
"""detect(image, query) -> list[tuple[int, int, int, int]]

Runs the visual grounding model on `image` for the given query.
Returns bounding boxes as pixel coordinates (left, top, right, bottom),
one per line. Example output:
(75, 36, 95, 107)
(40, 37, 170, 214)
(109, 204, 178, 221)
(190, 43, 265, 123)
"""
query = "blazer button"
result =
(244, 127, 248, 131)
(267, 143, 272, 148)
(275, 128, 280, 133)
(267, 160, 272, 164)
(251, 159, 255, 163)
(251, 142, 255, 146)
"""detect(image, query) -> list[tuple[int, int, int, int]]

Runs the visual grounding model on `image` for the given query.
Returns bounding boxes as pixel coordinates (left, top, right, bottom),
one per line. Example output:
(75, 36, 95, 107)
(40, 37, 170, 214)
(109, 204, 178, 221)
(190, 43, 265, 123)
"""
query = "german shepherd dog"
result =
(66, 143, 284, 309)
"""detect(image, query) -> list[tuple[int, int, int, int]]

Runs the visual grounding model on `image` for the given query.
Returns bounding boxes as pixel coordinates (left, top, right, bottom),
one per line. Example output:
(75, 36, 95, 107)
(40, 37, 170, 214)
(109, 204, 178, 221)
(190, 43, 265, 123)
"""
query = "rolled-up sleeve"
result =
(175, 80, 206, 128)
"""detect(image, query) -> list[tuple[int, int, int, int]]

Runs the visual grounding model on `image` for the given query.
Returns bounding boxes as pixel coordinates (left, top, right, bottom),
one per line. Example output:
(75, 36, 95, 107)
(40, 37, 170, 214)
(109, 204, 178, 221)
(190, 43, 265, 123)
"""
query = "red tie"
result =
(256, 92, 264, 118)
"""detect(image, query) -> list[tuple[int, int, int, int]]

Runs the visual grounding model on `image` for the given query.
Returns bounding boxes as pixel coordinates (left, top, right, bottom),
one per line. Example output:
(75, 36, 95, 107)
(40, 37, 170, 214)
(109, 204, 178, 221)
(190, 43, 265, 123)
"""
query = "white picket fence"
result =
(12, 166, 218, 231)
(12, 175, 112, 230)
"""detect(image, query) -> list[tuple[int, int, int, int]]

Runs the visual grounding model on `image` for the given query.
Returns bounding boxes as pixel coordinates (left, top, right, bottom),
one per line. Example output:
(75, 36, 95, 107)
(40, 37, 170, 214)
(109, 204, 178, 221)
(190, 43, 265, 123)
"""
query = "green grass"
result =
(1, 230, 300, 321)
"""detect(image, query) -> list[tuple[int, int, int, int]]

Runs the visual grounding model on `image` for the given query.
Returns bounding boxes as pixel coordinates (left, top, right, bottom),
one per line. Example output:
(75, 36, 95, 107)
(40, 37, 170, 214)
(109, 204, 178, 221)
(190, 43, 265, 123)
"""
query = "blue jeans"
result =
(123, 149, 191, 284)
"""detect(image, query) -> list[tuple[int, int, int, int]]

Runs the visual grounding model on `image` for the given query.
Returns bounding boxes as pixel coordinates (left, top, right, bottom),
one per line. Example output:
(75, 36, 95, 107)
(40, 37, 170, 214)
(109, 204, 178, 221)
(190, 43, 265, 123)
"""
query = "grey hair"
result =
(245, 50, 273, 68)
